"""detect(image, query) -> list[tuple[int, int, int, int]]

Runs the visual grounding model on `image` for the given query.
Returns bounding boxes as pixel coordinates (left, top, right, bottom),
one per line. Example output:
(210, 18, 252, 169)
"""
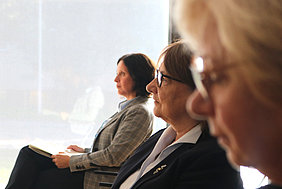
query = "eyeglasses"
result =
(190, 56, 238, 99)
(156, 69, 183, 87)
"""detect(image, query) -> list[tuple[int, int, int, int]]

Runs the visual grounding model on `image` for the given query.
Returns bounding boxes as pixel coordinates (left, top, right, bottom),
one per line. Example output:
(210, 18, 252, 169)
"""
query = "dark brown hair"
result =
(159, 40, 196, 90)
(117, 53, 156, 97)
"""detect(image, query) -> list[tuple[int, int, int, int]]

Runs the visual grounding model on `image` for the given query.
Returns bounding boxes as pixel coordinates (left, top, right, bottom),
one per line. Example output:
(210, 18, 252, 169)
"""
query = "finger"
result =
(67, 145, 76, 149)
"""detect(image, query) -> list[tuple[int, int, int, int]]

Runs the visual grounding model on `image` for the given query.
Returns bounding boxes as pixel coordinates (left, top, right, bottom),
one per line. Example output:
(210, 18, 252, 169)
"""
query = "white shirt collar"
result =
(172, 123, 202, 145)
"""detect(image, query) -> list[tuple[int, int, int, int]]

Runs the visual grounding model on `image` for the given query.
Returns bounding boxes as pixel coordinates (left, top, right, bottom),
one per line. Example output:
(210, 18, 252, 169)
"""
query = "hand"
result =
(67, 145, 84, 153)
(51, 154, 70, 169)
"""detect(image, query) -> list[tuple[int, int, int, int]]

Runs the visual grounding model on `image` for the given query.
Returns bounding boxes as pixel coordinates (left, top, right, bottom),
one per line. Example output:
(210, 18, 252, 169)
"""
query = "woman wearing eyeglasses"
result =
(6, 53, 155, 189)
(111, 41, 243, 189)
(175, 0, 282, 188)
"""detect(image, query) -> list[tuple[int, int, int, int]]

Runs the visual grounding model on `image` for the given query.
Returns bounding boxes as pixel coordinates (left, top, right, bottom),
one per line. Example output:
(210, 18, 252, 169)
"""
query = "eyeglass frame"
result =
(156, 69, 183, 87)
(190, 56, 238, 99)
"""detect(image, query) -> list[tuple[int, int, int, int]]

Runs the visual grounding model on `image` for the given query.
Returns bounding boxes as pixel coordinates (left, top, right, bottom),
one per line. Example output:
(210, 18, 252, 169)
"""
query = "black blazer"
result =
(112, 128, 243, 189)
(258, 184, 282, 189)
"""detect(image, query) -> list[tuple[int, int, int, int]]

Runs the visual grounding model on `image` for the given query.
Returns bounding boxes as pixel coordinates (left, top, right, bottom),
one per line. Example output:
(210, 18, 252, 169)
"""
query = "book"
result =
(28, 144, 84, 158)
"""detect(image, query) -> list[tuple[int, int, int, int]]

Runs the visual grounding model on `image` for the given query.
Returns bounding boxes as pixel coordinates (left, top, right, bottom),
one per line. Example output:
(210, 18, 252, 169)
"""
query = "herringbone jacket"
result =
(69, 96, 153, 189)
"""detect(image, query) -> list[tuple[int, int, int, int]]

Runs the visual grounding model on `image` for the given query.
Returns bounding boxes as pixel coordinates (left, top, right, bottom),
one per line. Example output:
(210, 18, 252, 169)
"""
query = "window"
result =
(0, 0, 168, 186)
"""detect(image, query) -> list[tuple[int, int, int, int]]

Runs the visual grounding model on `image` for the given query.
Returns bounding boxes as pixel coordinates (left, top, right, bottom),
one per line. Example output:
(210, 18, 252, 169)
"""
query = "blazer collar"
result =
(95, 96, 148, 137)
(109, 96, 148, 121)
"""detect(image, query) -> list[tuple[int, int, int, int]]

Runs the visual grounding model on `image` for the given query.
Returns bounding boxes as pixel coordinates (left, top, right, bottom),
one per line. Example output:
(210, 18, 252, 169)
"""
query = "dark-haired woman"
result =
(6, 53, 155, 189)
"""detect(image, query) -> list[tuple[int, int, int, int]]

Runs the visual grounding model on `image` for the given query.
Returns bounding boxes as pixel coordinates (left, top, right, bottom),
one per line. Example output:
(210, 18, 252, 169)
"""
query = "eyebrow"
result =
(117, 71, 125, 74)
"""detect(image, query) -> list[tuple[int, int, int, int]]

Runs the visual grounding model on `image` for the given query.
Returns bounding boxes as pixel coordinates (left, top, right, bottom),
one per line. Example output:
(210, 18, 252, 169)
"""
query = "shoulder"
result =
(160, 129, 233, 176)
(194, 129, 221, 152)
(164, 132, 243, 188)
(178, 130, 225, 163)
(124, 97, 152, 115)
(125, 129, 165, 158)
(137, 129, 165, 148)
(258, 184, 282, 189)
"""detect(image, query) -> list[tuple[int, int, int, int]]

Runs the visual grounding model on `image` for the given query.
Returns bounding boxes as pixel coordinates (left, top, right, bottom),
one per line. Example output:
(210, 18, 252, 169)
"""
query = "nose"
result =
(146, 78, 157, 95)
(186, 90, 213, 120)
(114, 75, 119, 83)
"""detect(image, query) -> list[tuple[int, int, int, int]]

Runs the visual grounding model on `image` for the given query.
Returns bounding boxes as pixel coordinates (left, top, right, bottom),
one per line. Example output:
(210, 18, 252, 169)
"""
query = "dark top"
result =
(112, 128, 243, 189)
(259, 184, 282, 189)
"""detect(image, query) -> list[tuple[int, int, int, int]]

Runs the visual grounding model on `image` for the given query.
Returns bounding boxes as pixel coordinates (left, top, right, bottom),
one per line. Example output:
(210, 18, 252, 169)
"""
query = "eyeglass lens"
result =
(157, 70, 162, 87)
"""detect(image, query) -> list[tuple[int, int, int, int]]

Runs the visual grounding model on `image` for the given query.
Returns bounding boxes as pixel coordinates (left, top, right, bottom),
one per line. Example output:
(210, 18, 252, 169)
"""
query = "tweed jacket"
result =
(112, 128, 243, 189)
(69, 96, 154, 189)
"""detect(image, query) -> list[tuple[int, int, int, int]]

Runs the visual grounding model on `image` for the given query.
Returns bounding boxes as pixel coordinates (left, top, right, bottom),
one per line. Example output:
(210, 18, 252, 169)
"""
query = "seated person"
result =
(111, 41, 243, 189)
(5, 53, 156, 189)
(175, 0, 282, 188)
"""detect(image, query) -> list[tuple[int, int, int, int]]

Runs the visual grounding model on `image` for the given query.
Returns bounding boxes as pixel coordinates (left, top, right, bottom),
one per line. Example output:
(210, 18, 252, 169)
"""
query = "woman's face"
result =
(186, 27, 280, 168)
(114, 61, 136, 100)
(146, 63, 193, 123)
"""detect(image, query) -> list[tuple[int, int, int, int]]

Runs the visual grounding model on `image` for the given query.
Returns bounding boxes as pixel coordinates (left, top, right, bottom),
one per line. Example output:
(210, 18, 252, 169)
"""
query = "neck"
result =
(258, 115, 282, 185)
(125, 94, 137, 100)
(169, 117, 200, 141)
(258, 151, 282, 186)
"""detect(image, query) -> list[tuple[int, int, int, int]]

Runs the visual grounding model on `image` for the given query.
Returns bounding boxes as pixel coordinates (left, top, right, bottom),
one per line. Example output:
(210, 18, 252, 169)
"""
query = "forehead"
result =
(158, 62, 166, 73)
(198, 24, 226, 66)
(117, 60, 128, 71)
(193, 43, 229, 74)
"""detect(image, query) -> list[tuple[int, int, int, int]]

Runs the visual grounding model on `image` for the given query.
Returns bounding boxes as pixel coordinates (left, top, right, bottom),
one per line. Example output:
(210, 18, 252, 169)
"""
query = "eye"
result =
(117, 72, 125, 77)
(212, 72, 229, 84)
(203, 72, 229, 90)
(161, 77, 169, 84)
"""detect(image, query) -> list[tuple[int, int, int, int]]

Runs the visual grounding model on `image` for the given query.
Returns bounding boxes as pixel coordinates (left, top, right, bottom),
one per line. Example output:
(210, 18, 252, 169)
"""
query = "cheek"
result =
(122, 78, 134, 90)
(214, 89, 261, 165)
(210, 74, 251, 138)
(156, 94, 170, 115)
(160, 91, 188, 118)
(153, 90, 174, 119)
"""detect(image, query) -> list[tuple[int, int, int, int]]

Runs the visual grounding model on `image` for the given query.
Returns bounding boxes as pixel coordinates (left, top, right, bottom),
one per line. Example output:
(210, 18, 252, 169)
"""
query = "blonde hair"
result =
(175, 0, 282, 108)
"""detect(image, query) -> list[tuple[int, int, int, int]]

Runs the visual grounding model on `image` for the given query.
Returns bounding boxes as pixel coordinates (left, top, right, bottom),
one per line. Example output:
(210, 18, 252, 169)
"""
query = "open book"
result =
(28, 144, 84, 158)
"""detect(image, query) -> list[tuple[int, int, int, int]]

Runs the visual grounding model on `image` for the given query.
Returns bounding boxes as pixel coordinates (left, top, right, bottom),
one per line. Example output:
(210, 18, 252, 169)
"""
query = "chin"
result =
(153, 108, 162, 118)
(153, 112, 161, 118)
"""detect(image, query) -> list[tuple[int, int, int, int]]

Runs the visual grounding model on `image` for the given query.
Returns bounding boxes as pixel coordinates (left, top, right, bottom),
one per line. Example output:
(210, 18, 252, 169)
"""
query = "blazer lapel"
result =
(96, 96, 147, 136)
(92, 96, 148, 149)
(91, 112, 119, 147)
(132, 143, 195, 188)
(115, 130, 164, 186)
(116, 146, 152, 184)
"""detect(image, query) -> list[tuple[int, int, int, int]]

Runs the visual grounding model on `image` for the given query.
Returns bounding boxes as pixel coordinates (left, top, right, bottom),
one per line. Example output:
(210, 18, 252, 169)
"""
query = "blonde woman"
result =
(175, 0, 282, 188)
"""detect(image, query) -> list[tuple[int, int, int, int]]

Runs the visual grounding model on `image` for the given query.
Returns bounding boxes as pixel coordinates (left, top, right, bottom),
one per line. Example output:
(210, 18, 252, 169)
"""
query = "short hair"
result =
(159, 40, 195, 90)
(175, 0, 282, 108)
(117, 53, 156, 97)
